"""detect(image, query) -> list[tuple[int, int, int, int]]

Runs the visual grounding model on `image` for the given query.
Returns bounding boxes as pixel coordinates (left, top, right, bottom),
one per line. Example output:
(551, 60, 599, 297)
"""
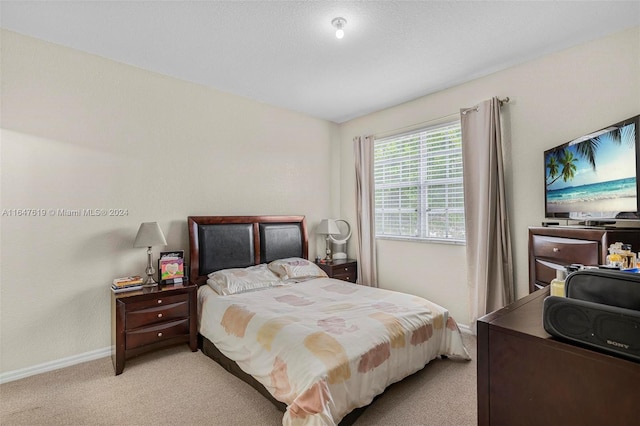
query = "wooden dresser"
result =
(528, 226, 640, 293)
(477, 287, 640, 426)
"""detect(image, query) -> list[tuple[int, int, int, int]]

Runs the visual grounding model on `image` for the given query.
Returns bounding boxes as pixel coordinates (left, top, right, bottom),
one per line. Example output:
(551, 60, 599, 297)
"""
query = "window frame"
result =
(373, 119, 466, 245)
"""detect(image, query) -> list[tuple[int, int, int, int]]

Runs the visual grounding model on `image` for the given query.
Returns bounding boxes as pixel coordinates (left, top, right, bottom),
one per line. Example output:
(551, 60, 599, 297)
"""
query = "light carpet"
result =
(1, 334, 476, 425)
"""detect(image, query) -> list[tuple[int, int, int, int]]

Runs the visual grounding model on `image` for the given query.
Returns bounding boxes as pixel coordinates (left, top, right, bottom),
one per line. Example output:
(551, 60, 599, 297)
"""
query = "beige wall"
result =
(2, 27, 639, 376)
(0, 30, 338, 373)
(339, 27, 640, 325)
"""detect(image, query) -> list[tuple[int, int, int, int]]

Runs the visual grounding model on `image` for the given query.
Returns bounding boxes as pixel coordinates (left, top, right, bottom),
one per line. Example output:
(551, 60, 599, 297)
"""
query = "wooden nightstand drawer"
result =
(334, 273, 356, 282)
(125, 293, 188, 313)
(317, 259, 357, 283)
(333, 264, 356, 282)
(125, 300, 189, 330)
(126, 318, 190, 349)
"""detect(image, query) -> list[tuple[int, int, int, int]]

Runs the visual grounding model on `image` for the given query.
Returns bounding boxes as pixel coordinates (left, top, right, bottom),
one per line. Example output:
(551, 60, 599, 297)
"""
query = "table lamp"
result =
(317, 219, 340, 262)
(133, 222, 167, 287)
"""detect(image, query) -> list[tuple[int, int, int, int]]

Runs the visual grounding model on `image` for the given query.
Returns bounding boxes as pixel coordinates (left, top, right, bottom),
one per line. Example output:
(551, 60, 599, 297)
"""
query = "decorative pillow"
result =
(268, 257, 328, 282)
(206, 264, 283, 295)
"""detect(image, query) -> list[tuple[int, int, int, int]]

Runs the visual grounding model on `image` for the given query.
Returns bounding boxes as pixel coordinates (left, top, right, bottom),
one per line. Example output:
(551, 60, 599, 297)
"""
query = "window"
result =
(374, 120, 465, 243)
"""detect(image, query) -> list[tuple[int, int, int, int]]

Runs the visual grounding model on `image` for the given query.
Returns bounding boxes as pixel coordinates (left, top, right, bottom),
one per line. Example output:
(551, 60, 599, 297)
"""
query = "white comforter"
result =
(198, 278, 470, 426)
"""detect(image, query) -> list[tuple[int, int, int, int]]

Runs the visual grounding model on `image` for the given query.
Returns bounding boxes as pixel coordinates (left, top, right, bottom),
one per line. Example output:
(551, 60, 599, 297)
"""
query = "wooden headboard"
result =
(187, 215, 308, 285)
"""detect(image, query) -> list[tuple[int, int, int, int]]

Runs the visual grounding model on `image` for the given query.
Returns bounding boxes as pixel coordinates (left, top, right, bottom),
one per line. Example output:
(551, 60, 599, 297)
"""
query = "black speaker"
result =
(543, 296, 640, 362)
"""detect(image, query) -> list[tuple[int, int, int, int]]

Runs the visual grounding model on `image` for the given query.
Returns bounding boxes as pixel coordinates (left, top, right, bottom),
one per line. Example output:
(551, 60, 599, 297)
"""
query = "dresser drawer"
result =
(533, 259, 564, 287)
(125, 318, 189, 349)
(334, 273, 356, 283)
(124, 293, 188, 313)
(332, 264, 356, 282)
(531, 235, 599, 266)
(125, 300, 189, 330)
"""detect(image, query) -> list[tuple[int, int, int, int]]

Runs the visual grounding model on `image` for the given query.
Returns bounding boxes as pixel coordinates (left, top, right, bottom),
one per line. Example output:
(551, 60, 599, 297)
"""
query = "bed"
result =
(188, 215, 470, 426)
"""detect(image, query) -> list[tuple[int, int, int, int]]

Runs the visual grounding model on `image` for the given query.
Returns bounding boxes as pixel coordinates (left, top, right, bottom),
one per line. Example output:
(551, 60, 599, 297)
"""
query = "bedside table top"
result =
(112, 283, 196, 300)
(316, 258, 356, 266)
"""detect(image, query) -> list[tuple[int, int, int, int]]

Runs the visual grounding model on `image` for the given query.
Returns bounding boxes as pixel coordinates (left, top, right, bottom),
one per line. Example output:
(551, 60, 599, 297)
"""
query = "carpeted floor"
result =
(1, 333, 476, 425)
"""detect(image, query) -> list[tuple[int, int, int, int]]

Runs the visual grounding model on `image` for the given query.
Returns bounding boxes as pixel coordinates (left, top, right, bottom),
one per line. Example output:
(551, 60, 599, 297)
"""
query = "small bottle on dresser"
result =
(550, 268, 567, 297)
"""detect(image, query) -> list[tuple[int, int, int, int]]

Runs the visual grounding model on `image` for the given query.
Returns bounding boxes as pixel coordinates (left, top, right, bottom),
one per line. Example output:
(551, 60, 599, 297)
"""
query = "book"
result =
(112, 281, 144, 289)
(113, 275, 143, 287)
(111, 284, 142, 293)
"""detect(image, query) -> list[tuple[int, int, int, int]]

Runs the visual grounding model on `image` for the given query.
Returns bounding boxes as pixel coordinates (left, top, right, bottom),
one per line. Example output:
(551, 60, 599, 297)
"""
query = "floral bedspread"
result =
(198, 278, 470, 426)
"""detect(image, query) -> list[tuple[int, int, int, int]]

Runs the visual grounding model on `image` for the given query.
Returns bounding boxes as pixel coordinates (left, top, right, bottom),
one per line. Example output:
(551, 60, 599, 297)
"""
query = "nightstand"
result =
(111, 283, 197, 375)
(317, 259, 357, 283)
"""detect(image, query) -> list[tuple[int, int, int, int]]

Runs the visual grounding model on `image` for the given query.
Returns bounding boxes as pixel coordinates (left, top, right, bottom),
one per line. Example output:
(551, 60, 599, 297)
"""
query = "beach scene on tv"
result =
(545, 121, 637, 216)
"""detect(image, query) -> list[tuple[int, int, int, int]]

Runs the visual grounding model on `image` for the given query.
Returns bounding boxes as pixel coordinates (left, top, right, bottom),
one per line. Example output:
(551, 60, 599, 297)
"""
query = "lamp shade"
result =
(317, 219, 340, 235)
(133, 222, 167, 248)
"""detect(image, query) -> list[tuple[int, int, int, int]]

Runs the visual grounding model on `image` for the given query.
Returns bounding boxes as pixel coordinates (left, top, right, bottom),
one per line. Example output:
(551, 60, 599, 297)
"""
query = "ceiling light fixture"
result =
(331, 17, 347, 39)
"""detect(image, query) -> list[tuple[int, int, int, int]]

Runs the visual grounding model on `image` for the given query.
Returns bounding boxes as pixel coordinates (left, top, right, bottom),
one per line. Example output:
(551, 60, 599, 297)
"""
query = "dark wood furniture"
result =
(316, 259, 357, 283)
(187, 215, 308, 410)
(111, 283, 197, 375)
(528, 226, 640, 293)
(186, 216, 380, 425)
(477, 287, 640, 426)
(188, 215, 308, 285)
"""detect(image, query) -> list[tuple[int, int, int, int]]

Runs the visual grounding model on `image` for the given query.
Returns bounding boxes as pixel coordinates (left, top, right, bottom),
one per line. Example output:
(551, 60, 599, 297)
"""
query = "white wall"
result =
(0, 30, 338, 373)
(2, 26, 639, 376)
(338, 27, 640, 325)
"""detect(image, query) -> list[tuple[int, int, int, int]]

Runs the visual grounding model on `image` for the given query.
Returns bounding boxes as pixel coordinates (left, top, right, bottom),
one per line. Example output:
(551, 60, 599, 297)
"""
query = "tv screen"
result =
(544, 115, 639, 221)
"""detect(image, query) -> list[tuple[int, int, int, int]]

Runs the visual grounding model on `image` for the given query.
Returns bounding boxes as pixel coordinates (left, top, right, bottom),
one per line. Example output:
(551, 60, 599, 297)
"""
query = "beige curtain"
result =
(461, 97, 514, 328)
(353, 135, 378, 287)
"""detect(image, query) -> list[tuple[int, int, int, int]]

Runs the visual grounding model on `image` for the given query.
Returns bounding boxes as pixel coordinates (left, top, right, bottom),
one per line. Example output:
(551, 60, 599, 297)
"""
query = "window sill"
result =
(376, 236, 466, 246)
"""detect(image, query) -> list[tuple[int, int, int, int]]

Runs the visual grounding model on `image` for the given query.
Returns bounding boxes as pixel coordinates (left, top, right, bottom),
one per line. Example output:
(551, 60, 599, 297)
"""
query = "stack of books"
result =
(112, 276, 144, 293)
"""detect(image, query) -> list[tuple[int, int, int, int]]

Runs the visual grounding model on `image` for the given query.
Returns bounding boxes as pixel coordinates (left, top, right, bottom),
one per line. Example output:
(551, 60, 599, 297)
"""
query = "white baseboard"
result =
(0, 346, 111, 384)
(458, 323, 475, 335)
(1, 323, 475, 384)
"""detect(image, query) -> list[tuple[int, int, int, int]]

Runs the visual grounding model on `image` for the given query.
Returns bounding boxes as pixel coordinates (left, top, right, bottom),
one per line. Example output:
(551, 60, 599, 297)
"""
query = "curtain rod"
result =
(375, 97, 510, 138)
(461, 96, 510, 115)
(373, 111, 460, 139)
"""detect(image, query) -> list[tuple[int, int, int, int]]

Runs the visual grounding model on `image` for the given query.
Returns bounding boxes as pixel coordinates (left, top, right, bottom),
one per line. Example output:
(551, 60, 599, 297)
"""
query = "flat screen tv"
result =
(544, 114, 640, 224)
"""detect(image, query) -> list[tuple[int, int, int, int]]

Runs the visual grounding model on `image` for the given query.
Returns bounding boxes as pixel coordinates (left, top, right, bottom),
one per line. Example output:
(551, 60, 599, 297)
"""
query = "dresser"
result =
(111, 283, 197, 375)
(528, 226, 640, 293)
(477, 287, 640, 426)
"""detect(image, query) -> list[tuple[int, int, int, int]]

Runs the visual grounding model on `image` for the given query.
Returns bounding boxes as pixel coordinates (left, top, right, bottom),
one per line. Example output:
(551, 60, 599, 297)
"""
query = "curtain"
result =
(353, 135, 378, 287)
(461, 97, 514, 329)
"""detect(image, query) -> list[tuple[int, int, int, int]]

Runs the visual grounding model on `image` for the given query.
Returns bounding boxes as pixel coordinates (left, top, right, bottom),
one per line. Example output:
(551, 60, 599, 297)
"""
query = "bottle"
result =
(620, 244, 636, 269)
(606, 242, 623, 268)
(550, 268, 567, 297)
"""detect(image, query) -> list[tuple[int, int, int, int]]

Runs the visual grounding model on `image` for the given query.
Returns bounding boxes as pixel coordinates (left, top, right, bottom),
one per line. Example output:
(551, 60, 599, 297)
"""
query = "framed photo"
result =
(158, 250, 185, 285)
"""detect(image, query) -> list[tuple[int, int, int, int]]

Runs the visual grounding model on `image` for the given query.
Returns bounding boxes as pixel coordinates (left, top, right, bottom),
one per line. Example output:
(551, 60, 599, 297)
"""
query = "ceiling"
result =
(2, 1, 639, 123)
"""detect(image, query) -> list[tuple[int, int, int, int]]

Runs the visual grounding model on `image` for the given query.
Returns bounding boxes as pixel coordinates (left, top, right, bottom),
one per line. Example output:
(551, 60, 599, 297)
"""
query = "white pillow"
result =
(207, 264, 283, 295)
(268, 257, 328, 282)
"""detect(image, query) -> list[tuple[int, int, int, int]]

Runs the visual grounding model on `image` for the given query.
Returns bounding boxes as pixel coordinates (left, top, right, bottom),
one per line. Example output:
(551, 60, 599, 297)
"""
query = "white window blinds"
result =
(374, 120, 465, 243)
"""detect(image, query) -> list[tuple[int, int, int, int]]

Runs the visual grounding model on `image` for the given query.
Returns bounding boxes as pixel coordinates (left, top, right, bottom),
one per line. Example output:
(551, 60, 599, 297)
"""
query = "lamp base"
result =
(142, 274, 158, 288)
(324, 236, 332, 262)
(142, 246, 158, 288)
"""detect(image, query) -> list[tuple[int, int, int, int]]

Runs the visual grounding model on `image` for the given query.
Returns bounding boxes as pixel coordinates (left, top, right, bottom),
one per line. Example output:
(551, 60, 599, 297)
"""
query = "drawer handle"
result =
(157, 332, 163, 337)
(553, 247, 560, 252)
(157, 313, 163, 318)
(157, 299, 162, 304)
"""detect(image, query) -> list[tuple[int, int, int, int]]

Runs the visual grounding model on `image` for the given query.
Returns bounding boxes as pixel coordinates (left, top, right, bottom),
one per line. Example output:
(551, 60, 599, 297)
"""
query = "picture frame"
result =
(158, 250, 186, 285)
